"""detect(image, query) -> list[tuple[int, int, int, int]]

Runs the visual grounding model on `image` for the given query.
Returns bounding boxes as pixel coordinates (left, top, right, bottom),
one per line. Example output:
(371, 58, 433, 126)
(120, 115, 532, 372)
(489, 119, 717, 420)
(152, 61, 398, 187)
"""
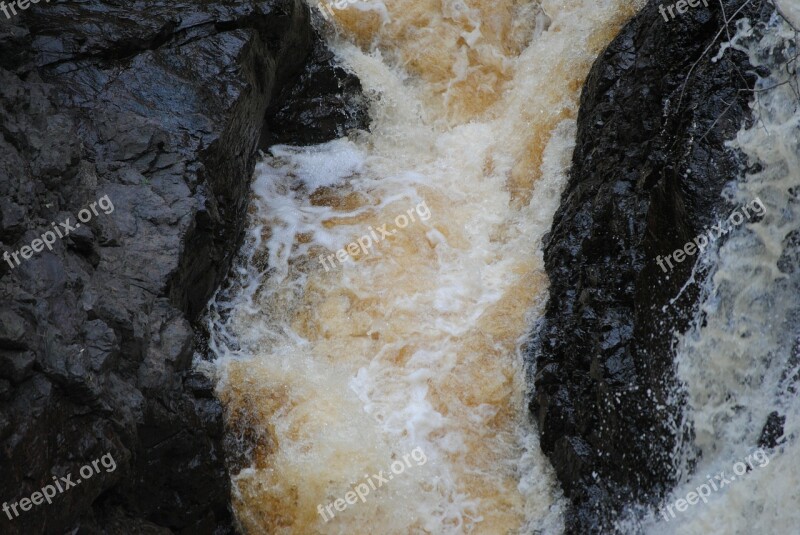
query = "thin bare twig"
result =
(675, 0, 756, 113)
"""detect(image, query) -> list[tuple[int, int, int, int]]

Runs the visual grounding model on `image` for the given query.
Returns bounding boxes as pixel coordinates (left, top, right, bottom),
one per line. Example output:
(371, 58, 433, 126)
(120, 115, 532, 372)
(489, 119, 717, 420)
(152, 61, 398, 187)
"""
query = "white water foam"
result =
(639, 10, 800, 534)
(200, 0, 643, 532)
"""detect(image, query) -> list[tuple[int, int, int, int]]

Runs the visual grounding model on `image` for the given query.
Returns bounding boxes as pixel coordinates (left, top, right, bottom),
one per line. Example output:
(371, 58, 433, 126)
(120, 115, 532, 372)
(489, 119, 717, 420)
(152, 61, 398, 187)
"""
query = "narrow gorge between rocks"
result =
(204, 0, 799, 533)
(204, 1, 638, 532)
(0, 0, 798, 534)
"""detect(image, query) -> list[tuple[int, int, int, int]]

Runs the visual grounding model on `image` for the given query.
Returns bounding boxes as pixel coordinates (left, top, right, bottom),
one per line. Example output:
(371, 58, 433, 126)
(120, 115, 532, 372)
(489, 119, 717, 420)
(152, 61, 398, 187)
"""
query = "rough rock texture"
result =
(530, 0, 772, 531)
(0, 1, 367, 533)
(260, 27, 369, 148)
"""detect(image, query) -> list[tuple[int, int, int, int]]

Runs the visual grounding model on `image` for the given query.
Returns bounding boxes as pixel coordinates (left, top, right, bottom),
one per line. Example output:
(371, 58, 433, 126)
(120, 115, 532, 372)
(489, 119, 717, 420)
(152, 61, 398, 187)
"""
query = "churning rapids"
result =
(199, 1, 799, 533)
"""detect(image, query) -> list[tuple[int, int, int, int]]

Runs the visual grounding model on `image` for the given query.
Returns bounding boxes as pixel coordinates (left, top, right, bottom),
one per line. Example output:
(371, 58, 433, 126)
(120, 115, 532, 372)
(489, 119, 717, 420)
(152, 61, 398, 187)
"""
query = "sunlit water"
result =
(200, 0, 641, 532)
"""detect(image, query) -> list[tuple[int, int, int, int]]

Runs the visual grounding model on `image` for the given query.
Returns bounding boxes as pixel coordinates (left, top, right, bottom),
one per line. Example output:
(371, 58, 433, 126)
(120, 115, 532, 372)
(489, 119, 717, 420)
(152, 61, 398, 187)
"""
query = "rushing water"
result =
(201, 1, 798, 533)
(201, 0, 639, 532)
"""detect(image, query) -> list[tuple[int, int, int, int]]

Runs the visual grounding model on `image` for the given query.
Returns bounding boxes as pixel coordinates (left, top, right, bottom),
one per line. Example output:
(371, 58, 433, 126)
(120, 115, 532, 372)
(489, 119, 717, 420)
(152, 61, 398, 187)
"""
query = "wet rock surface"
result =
(260, 27, 369, 148)
(530, 0, 772, 531)
(0, 1, 367, 533)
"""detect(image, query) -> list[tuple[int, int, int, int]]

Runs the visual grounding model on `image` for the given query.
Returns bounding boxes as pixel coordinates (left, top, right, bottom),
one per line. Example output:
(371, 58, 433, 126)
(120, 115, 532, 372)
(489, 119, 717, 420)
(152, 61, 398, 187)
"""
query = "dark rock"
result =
(758, 411, 786, 449)
(0, 350, 35, 383)
(0, 199, 27, 242)
(83, 319, 120, 374)
(260, 28, 370, 147)
(0, 309, 30, 350)
(0, 0, 369, 533)
(184, 370, 218, 399)
(529, 0, 772, 531)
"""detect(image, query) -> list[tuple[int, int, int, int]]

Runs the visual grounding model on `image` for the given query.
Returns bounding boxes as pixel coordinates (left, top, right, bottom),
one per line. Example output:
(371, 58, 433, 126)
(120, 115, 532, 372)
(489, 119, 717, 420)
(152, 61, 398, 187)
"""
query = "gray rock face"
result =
(0, 1, 367, 532)
(529, 0, 772, 531)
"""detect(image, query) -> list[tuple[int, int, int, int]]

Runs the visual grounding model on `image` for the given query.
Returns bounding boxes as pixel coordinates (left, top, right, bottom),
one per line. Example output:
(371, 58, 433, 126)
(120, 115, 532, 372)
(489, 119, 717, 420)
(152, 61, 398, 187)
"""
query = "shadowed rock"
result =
(0, 1, 367, 533)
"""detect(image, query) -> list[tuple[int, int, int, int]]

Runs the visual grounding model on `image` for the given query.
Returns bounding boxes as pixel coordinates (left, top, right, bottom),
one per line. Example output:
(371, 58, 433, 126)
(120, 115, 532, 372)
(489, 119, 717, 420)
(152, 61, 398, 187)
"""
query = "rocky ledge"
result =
(0, 1, 367, 533)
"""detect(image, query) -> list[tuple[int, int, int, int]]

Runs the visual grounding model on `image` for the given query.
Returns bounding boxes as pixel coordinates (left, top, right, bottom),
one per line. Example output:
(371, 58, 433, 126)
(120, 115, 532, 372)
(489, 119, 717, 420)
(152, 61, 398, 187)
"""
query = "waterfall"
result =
(201, 0, 640, 532)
